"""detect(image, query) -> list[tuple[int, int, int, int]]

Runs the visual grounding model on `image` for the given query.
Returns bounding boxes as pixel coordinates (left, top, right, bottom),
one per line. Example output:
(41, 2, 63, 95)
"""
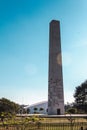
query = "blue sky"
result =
(0, 0, 87, 105)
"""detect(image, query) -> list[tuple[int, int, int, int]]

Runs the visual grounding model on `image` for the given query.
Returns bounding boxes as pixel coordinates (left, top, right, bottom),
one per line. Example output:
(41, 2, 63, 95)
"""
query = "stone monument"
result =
(48, 20, 64, 115)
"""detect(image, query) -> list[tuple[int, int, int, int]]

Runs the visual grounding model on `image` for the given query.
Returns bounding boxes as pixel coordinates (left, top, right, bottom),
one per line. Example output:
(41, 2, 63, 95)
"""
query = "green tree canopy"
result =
(74, 80, 87, 113)
(67, 108, 77, 114)
(0, 97, 20, 114)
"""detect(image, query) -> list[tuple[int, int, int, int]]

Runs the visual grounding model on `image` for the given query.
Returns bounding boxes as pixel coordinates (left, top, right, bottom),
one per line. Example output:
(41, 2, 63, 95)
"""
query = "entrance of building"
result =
(57, 109, 60, 115)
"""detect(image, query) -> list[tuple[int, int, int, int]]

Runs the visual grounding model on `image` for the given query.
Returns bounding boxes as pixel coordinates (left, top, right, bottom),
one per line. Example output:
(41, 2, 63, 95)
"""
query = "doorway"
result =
(57, 109, 60, 115)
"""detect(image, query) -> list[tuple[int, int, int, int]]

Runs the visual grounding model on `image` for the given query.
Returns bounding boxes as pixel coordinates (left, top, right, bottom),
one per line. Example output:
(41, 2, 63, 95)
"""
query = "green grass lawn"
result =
(0, 116, 87, 130)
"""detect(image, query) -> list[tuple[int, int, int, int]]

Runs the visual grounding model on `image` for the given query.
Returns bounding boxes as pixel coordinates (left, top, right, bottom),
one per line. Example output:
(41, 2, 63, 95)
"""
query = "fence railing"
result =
(0, 114, 87, 130)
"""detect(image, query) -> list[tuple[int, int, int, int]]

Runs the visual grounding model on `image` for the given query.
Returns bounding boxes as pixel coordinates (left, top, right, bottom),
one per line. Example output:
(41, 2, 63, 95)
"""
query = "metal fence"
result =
(0, 114, 87, 130)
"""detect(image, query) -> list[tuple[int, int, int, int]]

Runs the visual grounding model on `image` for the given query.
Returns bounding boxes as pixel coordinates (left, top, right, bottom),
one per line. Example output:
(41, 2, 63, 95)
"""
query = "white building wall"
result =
(24, 101, 48, 114)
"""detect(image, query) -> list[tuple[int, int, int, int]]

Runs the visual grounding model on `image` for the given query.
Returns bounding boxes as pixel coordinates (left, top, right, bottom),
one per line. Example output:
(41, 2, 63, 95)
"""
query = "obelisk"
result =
(48, 20, 64, 115)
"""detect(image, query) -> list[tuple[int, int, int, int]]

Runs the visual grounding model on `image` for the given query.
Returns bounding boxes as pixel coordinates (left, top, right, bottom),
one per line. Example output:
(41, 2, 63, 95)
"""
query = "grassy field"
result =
(0, 116, 87, 130)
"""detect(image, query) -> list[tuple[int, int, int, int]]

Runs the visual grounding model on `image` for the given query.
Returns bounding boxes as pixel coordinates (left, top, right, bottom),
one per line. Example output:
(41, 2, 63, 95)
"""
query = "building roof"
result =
(24, 101, 48, 109)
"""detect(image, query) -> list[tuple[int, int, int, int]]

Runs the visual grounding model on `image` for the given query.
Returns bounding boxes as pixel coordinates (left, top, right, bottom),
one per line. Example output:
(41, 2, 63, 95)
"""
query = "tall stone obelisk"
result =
(48, 20, 64, 115)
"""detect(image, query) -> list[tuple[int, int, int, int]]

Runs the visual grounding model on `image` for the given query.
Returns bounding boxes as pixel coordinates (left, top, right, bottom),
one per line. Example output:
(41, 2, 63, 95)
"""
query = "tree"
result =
(27, 108, 30, 114)
(67, 108, 77, 114)
(0, 97, 20, 114)
(74, 80, 87, 113)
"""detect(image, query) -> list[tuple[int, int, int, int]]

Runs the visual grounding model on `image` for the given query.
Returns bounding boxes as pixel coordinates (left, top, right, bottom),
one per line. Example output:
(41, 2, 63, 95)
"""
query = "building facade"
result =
(24, 101, 48, 114)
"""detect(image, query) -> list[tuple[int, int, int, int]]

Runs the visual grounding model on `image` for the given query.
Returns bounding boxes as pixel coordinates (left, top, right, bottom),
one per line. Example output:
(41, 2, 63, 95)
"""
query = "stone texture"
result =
(48, 20, 64, 115)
